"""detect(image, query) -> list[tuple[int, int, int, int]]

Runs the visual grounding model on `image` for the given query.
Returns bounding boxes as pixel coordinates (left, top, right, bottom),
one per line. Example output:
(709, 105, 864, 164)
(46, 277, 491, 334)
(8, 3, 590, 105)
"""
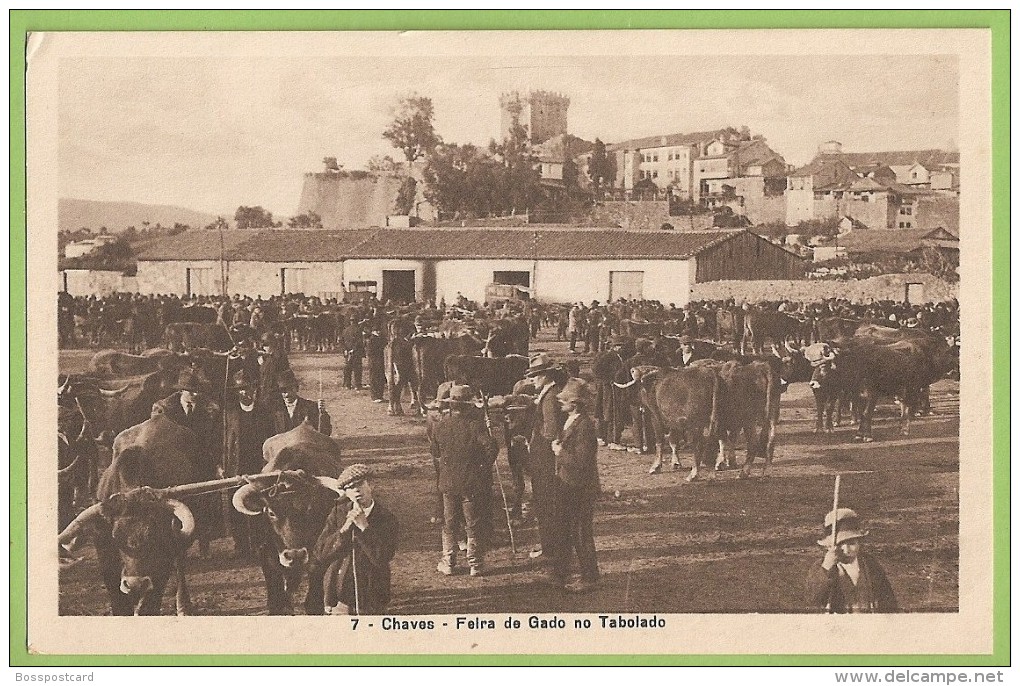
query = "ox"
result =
(714, 308, 745, 350)
(778, 342, 853, 433)
(705, 358, 782, 478)
(813, 316, 862, 343)
(164, 322, 232, 352)
(619, 366, 720, 480)
(232, 422, 343, 615)
(61, 371, 177, 446)
(742, 309, 811, 355)
(443, 355, 530, 397)
(58, 416, 202, 615)
(411, 334, 483, 415)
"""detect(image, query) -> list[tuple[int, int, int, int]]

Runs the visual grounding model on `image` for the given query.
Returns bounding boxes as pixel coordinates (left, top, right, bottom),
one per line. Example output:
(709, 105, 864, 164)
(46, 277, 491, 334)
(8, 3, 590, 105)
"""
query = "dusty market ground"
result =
(57, 333, 960, 615)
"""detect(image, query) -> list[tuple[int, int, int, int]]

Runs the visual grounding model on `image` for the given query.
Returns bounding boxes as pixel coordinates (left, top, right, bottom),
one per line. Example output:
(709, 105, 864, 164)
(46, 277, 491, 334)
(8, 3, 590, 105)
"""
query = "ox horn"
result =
(57, 455, 80, 479)
(315, 476, 341, 493)
(58, 502, 104, 545)
(98, 384, 131, 398)
(231, 482, 266, 516)
(58, 376, 71, 394)
(785, 340, 799, 354)
(167, 499, 195, 540)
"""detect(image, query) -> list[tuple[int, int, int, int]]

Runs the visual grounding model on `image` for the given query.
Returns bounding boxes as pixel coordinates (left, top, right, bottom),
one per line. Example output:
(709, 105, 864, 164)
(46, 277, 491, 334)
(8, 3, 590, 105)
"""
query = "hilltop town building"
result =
(499, 90, 570, 145)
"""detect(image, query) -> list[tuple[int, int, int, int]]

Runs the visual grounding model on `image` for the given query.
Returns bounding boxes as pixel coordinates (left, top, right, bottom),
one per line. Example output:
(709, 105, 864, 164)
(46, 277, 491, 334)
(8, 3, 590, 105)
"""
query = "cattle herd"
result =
(56, 290, 960, 616)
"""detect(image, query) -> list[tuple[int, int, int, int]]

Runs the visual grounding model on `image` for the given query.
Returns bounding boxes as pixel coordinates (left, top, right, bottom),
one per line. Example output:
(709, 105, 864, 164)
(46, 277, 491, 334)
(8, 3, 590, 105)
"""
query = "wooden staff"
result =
(318, 368, 324, 433)
(826, 473, 842, 614)
(481, 394, 517, 555)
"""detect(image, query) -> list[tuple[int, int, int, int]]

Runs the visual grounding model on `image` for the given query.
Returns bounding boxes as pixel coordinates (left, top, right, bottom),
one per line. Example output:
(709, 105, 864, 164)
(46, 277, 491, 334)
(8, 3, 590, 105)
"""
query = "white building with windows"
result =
(134, 227, 804, 306)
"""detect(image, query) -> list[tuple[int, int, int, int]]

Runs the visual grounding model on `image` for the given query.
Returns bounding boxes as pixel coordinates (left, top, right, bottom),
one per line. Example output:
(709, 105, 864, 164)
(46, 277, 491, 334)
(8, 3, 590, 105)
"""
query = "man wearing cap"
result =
(429, 384, 498, 577)
(275, 368, 332, 436)
(524, 354, 566, 566)
(549, 378, 601, 592)
(673, 335, 708, 368)
(806, 508, 898, 613)
(223, 368, 277, 557)
(307, 464, 399, 616)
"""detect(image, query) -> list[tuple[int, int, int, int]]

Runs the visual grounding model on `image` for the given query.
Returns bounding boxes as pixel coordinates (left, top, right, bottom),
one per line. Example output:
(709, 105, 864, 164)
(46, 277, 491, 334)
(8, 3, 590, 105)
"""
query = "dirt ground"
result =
(57, 332, 960, 615)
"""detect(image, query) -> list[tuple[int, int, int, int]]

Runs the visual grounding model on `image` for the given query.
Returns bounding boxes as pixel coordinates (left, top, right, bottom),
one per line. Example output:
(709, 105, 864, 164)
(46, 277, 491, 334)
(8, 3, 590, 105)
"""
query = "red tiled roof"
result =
(606, 129, 730, 153)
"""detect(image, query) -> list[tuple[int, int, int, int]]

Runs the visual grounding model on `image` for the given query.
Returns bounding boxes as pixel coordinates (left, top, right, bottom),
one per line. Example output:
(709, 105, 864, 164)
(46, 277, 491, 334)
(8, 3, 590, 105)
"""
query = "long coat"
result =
(223, 400, 277, 477)
(307, 500, 399, 615)
(555, 413, 600, 499)
(529, 382, 564, 482)
(430, 413, 498, 496)
(274, 397, 332, 436)
(151, 392, 220, 477)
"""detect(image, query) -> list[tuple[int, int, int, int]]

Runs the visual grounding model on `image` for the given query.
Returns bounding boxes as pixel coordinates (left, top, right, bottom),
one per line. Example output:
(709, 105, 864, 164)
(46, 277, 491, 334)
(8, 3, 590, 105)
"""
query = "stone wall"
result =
(691, 272, 957, 304)
(296, 173, 405, 228)
(590, 200, 714, 231)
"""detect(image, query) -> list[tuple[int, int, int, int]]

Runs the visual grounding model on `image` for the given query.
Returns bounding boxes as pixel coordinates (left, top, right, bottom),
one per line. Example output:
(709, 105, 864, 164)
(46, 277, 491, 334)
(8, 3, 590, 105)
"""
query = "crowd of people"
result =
(58, 289, 953, 615)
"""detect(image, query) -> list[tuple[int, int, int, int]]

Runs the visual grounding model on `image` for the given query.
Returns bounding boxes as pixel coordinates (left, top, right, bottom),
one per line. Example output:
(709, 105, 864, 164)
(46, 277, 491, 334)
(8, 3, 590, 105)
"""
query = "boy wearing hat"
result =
(550, 378, 601, 592)
(525, 354, 566, 565)
(275, 369, 332, 436)
(806, 508, 898, 613)
(308, 464, 399, 615)
(429, 385, 498, 577)
(223, 368, 277, 557)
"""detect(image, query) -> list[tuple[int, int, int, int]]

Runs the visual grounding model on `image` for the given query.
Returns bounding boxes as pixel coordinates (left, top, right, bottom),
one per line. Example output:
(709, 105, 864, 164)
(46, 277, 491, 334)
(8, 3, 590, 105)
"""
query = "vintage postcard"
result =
(19, 22, 1001, 661)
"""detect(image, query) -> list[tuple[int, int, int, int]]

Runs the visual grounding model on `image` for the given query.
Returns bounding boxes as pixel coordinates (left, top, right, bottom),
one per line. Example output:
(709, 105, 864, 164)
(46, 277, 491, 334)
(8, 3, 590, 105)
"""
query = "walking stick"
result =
(826, 473, 841, 613)
(351, 528, 360, 616)
(318, 368, 323, 433)
(220, 356, 234, 541)
(481, 394, 517, 555)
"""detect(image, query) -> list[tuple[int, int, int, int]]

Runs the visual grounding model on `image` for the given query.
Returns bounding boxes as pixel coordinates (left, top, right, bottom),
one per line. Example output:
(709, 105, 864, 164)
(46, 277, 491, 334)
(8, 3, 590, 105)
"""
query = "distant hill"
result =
(59, 198, 224, 233)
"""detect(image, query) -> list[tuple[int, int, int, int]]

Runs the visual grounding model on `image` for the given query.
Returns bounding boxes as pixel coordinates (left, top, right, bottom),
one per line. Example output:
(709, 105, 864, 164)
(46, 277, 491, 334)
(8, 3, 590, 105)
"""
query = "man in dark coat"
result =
(524, 354, 566, 569)
(430, 384, 498, 577)
(307, 464, 399, 616)
(591, 336, 627, 449)
(672, 335, 712, 368)
(805, 508, 898, 613)
(341, 320, 366, 390)
(222, 368, 277, 557)
(255, 332, 290, 409)
(550, 378, 601, 592)
(275, 368, 332, 436)
(616, 338, 668, 454)
(365, 325, 387, 403)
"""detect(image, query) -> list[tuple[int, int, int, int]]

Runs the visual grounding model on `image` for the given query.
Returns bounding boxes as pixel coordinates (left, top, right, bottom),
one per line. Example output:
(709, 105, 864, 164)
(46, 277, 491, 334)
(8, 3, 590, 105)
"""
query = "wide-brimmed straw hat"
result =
(816, 507, 870, 547)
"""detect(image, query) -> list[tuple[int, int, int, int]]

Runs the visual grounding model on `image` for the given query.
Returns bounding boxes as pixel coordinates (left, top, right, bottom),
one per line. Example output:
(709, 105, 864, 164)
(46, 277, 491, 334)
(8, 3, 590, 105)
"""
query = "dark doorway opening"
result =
(382, 270, 416, 304)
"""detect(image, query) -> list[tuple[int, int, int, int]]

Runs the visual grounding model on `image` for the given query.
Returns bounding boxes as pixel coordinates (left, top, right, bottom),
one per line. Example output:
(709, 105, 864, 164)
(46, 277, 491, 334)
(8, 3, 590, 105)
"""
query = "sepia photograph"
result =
(19, 22, 1000, 659)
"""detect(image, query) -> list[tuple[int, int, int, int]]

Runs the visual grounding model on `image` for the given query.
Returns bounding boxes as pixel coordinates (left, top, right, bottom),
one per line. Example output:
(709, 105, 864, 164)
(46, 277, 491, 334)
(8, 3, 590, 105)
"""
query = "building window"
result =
(652, 171, 658, 179)
(900, 206, 913, 216)
(652, 154, 659, 162)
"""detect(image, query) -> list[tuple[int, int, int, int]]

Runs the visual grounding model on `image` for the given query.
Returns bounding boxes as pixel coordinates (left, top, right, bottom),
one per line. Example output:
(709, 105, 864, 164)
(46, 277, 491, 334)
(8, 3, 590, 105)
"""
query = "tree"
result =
(288, 211, 323, 229)
(383, 93, 441, 163)
(323, 157, 341, 172)
(205, 216, 230, 232)
(632, 177, 658, 198)
(233, 206, 279, 229)
(587, 138, 613, 194)
(367, 155, 404, 174)
(423, 143, 502, 219)
(489, 106, 541, 215)
(393, 177, 417, 215)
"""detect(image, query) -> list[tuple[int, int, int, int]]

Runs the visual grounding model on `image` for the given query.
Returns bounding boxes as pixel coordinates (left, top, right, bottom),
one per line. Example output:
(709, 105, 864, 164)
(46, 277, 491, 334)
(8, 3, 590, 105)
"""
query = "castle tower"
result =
(499, 90, 570, 144)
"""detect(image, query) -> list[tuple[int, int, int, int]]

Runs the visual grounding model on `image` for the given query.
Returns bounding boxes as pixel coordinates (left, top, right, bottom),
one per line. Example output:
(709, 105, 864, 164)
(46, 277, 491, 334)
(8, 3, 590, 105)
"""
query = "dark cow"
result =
(443, 354, 530, 397)
(168, 305, 218, 324)
(58, 404, 96, 532)
(61, 371, 178, 445)
(164, 322, 232, 352)
(743, 309, 811, 355)
(57, 416, 201, 615)
(813, 316, 862, 343)
(411, 335, 484, 415)
(622, 320, 662, 339)
(710, 358, 783, 478)
(231, 422, 343, 615)
(385, 335, 421, 417)
(619, 365, 720, 479)
(778, 342, 850, 433)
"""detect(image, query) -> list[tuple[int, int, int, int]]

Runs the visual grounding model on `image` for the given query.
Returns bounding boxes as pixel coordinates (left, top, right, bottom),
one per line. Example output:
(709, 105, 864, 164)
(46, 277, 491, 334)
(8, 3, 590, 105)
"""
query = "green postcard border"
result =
(9, 9, 1009, 668)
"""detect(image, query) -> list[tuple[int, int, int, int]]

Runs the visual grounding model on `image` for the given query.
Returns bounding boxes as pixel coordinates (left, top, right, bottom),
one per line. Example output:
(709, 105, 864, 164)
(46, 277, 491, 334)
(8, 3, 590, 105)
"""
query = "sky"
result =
(58, 53, 958, 218)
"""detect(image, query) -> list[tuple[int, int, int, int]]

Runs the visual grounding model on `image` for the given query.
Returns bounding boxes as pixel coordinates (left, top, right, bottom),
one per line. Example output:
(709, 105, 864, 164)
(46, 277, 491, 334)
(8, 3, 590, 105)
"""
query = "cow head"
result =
(775, 342, 813, 385)
(58, 488, 194, 613)
(232, 471, 339, 569)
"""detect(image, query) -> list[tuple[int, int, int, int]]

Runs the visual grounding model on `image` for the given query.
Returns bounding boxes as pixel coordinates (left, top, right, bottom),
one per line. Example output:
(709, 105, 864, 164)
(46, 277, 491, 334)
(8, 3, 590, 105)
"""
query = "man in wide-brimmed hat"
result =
(222, 368, 277, 557)
(805, 507, 898, 613)
(524, 354, 567, 567)
(151, 367, 216, 430)
(591, 335, 628, 449)
(308, 464, 399, 616)
(274, 368, 331, 436)
(549, 378, 601, 592)
(429, 385, 498, 577)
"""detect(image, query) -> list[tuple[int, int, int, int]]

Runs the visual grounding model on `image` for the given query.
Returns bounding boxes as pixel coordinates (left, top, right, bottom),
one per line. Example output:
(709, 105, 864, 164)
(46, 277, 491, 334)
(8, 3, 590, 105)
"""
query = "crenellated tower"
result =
(499, 90, 570, 144)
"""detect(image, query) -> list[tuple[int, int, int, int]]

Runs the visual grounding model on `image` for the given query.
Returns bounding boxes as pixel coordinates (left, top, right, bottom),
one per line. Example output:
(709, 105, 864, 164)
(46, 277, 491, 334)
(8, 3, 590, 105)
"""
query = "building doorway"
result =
(185, 267, 214, 297)
(382, 270, 416, 304)
(905, 282, 925, 305)
(281, 268, 307, 295)
(609, 271, 644, 301)
(492, 270, 531, 287)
